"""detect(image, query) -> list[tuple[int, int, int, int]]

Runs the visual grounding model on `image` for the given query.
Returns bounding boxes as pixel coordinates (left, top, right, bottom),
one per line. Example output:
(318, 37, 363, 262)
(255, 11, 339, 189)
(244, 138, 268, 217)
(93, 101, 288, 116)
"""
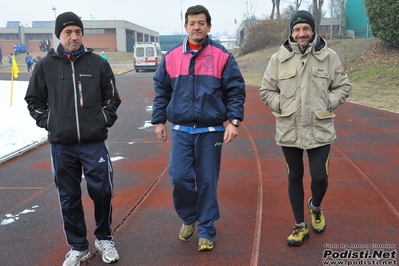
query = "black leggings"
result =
(282, 145, 330, 223)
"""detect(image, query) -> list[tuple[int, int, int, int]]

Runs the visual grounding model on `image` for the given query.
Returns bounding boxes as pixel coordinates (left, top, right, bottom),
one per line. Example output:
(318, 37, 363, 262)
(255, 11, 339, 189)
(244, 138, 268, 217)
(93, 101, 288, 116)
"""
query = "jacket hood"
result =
(278, 34, 329, 62)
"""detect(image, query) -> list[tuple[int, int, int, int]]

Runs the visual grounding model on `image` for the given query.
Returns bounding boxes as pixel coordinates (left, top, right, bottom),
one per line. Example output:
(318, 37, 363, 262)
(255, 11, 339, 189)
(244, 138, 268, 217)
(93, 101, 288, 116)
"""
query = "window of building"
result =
(36, 34, 46, 40)
(86, 29, 105, 34)
(5, 34, 15, 40)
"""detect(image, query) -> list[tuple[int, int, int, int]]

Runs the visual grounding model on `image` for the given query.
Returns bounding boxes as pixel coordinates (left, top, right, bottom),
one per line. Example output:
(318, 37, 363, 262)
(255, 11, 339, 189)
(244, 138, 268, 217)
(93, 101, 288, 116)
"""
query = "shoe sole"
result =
(179, 235, 193, 242)
(198, 245, 214, 251)
(287, 233, 309, 246)
(307, 197, 326, 234)
(103, 257, 119, 263)
(312, 226, 326, 233)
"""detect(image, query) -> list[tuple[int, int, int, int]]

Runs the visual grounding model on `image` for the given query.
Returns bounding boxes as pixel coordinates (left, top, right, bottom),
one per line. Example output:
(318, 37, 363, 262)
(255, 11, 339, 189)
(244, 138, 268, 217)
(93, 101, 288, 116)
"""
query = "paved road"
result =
(0, 72, 398, 265)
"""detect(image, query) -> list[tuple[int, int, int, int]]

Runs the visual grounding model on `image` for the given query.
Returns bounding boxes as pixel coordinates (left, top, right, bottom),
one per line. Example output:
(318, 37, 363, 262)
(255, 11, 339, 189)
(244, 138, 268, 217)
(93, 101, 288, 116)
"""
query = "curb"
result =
(0, 138, 47, 164)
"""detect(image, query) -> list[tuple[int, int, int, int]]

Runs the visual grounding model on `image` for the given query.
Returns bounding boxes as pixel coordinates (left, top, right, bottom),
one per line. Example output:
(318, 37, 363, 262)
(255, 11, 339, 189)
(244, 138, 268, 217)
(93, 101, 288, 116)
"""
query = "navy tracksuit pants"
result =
(50, 140, 114, 251)
(169, 130, 224, 241)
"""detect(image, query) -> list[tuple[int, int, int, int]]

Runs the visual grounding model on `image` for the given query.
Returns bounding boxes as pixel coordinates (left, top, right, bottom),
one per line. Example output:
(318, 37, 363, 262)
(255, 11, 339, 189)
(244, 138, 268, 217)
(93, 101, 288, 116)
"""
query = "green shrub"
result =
(364, 0, 399, 47)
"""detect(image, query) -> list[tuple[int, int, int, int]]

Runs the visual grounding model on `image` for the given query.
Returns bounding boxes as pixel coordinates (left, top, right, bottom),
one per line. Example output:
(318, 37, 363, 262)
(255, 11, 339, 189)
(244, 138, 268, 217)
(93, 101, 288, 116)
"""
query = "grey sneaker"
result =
(62, 249, 90, 266)
(179, 221, 196, 241)
(95, 239, 119, 263)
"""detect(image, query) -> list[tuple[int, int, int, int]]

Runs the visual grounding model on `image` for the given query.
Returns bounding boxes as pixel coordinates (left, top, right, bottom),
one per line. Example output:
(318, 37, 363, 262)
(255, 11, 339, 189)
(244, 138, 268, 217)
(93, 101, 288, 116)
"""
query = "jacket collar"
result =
(183, 35, 210, 54)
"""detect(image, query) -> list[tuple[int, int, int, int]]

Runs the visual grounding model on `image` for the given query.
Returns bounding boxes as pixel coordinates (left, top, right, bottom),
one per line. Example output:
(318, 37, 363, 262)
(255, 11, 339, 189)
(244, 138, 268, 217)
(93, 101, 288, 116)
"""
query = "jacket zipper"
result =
(71, 61, 81, 143)
(110, 78, 115, 98)
(78, 81, 84, 107)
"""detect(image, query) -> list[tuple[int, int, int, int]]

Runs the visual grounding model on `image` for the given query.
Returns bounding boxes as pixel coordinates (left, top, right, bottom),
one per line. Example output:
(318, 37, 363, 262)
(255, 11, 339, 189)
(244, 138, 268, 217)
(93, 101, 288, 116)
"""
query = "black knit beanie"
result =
(55, 12, 84, 39)
(290, 10, 315, 31)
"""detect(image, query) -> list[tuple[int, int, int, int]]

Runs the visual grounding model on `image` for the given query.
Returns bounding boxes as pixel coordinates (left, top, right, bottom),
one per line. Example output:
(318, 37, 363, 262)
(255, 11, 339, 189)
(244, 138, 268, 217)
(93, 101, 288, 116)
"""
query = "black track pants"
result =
(282, 145, 330, 223)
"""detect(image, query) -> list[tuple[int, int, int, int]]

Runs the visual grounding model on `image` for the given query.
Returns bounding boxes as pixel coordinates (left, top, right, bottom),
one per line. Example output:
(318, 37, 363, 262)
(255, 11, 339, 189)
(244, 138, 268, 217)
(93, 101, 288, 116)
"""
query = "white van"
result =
(134, 42, 163, 72)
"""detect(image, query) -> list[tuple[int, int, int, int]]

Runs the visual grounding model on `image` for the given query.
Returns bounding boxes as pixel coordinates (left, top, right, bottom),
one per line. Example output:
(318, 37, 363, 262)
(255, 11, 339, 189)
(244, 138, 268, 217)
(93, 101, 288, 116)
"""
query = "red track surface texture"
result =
(0, 73, 398, 266)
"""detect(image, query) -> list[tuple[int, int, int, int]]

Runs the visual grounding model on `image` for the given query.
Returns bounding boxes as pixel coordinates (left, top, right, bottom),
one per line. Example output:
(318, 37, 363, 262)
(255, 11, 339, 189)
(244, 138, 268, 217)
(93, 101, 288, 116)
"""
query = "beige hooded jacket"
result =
(259, 35, 351, 149)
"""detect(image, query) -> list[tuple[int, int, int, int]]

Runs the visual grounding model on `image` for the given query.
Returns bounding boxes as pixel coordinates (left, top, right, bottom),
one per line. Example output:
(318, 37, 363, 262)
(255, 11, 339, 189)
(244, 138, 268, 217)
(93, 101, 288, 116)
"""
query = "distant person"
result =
(25, 52, 34, 72)
(13, 43, 18, 55)
(45, 38, 51, 52)
(25, 11, 121, 265)
(21, 44, 26, 54)
(151, 5, 245, 252)
(36, 53, 42, 62)
(39, 40, 45, 52)
(259, 10, 351, 246)
(9, 53, 12, 65)
(100, 51, 108, 61)
(0, 45, 3, 65)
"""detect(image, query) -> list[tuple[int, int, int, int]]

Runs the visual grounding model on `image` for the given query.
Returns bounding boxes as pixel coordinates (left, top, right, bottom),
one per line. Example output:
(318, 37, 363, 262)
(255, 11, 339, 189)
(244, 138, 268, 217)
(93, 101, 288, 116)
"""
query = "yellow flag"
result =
(12, 54, 19, 79)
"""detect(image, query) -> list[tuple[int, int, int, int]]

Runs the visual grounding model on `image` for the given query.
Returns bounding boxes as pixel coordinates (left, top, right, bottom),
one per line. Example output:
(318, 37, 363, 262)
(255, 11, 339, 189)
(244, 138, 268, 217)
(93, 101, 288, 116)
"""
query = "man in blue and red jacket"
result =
(151, 4, 246, 252)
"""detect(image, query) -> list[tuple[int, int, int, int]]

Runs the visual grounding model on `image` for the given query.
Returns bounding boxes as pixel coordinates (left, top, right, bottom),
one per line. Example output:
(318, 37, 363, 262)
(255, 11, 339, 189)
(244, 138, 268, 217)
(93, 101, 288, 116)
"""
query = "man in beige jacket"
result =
(259, 10, 351, 246)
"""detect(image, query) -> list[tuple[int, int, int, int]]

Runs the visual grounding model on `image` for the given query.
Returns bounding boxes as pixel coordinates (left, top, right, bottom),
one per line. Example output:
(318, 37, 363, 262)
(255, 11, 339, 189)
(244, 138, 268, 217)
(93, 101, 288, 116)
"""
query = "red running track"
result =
(0, 73, 398, 265)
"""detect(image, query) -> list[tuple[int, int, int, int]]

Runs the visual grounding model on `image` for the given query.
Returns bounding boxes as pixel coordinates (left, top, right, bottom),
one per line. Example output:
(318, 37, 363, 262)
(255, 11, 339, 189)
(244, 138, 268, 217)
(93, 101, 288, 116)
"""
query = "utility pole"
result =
(52, 6, 56, 20)
(330, 0, 333, 40)
(181, 0, 184, 41)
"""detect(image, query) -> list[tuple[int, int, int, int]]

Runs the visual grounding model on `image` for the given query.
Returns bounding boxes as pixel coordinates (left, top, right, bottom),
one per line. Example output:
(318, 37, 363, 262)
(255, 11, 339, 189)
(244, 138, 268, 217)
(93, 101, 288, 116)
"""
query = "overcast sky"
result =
(0, 0, 305, 36)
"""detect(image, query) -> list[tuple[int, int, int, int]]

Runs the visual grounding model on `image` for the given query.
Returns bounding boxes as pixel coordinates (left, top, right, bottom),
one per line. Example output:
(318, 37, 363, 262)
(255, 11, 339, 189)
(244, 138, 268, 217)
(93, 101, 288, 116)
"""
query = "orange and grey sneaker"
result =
(179, 221, 196, 241)
(287, 223, 309, 246)
(198, 237, 214, 251)
(308, 197, 326, 233)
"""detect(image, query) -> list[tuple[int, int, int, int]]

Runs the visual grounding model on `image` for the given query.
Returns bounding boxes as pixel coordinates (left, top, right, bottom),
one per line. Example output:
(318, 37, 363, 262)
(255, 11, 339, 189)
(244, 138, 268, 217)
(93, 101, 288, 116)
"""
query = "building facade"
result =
(0, 19, 159, 55)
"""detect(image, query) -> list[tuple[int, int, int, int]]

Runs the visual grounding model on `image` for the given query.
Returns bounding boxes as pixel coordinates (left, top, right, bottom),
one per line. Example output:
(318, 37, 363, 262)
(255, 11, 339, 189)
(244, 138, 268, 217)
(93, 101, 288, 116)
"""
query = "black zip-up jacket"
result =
(25, 45, 121, 144)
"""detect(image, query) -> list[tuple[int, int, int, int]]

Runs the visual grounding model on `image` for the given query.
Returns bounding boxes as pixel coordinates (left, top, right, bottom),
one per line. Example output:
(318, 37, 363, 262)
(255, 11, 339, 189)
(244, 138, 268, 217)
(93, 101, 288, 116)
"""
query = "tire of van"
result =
(136, 69, 139, 73)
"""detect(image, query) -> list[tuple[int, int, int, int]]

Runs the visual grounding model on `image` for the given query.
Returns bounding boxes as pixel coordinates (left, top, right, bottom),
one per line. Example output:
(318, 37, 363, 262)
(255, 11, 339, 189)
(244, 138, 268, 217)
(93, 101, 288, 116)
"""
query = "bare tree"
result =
(276, 0, 281, 19)
(293, 0, 303, 11)
(270, 0, 281, 20)
(331, 0, 348, 38)
(270, 0, 276, 19)
(312, 0, 325, 33)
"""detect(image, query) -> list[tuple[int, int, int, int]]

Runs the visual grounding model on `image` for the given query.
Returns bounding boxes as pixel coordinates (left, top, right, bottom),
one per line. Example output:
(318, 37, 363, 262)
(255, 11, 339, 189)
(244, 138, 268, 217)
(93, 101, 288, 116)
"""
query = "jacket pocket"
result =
(312, 110, 336, 142)
(312, 67, 329, 97)
(273, 110, 298, 144)
(279, 69, 297, 98)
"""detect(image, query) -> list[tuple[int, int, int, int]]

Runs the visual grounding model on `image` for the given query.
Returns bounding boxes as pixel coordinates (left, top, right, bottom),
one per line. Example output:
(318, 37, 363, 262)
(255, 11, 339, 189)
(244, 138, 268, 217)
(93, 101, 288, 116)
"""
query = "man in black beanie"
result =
(259, 10, 351, 246)
(25, 11, 121, 265)
(54, 11, 84, 39)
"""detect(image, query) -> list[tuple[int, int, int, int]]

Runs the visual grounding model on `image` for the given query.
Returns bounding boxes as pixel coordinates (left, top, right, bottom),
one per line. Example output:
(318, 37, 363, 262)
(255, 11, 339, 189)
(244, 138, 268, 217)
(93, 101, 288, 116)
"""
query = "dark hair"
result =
(185, 5, 211, 25)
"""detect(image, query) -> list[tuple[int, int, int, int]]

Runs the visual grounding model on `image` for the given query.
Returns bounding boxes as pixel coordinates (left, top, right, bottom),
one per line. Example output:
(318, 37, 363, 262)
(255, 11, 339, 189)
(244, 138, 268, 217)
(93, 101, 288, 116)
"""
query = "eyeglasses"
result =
(292, 26, 312, 33)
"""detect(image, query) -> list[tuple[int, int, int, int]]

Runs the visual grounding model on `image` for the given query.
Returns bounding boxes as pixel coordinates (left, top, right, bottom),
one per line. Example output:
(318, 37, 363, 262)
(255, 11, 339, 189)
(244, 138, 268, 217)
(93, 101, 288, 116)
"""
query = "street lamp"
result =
(235, 19, 238, 47)
(52, 6, 56, 20)
(181, 0, 184, 41)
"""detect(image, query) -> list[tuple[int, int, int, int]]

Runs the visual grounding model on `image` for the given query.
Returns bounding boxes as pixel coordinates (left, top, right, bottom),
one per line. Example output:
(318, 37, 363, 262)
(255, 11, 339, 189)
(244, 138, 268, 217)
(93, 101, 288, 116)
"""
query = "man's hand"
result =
(155, 123, 167, 142)
(224, 123, 239, 144)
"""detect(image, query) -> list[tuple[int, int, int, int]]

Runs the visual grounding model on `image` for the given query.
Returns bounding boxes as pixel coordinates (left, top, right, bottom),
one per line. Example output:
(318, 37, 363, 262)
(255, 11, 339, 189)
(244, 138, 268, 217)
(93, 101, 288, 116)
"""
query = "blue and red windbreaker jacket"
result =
(151, 36, 245, 128)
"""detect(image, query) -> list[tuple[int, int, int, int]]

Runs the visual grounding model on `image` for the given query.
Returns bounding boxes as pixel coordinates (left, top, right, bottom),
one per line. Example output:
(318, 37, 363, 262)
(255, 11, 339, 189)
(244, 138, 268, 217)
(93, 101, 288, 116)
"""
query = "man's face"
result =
(291, 23, 314, 47)
(59, 25, 83, 53)
(184, 13, 211, 44)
